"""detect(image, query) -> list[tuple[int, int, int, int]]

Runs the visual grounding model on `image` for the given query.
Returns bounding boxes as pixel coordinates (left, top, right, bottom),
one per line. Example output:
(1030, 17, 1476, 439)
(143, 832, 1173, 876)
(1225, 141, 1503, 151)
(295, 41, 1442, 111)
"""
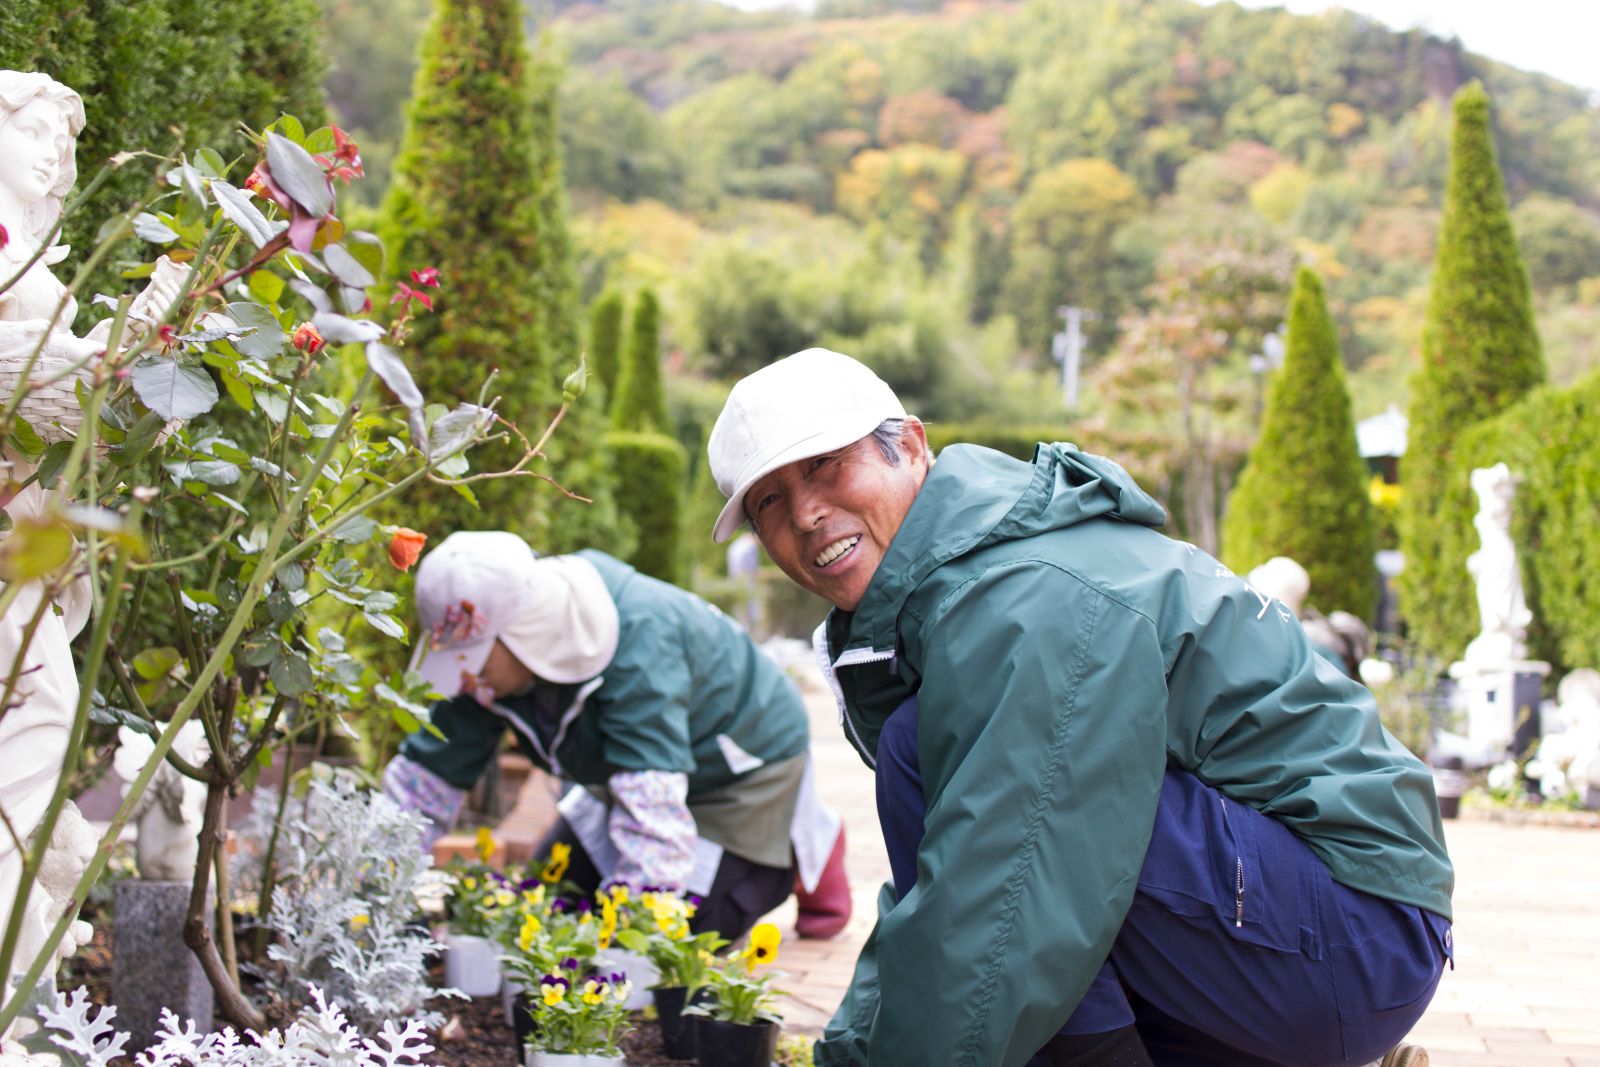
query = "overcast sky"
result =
(721, 0, 1600, 94)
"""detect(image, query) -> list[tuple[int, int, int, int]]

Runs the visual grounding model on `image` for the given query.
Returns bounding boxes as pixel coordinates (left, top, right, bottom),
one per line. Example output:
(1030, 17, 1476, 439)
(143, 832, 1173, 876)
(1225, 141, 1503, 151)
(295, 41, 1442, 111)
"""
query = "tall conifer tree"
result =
(380, 1, 619, 549)
(1223, 267, 1376, 618)
(1398, 82, 1545, 658)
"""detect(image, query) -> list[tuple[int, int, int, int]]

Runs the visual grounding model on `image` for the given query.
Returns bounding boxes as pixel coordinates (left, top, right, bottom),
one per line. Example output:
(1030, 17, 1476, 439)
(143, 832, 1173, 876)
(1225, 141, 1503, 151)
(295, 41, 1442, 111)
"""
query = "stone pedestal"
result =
(112, 880, 212, 1049)
(1448, 659, 1550, 760)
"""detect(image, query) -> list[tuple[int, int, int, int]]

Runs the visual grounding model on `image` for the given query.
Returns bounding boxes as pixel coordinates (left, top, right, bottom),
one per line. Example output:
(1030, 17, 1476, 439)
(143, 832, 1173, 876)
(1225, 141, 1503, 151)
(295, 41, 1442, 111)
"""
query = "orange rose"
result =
(387, 527, 427, 572)
(291, 322, 325, 354)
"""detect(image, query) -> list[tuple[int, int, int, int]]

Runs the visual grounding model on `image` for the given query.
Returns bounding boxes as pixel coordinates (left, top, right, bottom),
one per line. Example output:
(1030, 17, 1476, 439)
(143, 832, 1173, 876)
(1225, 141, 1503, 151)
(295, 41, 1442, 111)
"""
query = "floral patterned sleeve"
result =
(607, 769, 696, 890)
(382, 754, 467, 850)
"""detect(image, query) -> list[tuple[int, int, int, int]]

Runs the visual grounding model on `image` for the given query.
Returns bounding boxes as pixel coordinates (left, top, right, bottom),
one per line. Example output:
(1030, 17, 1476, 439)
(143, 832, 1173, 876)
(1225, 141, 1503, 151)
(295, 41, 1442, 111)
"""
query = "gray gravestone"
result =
(112, 880, 212, 1048)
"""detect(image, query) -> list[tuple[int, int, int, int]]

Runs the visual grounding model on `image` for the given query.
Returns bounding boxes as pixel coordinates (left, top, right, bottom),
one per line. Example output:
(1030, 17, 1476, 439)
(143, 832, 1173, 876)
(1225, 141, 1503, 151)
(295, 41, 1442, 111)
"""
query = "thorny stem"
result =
(186, 779, 263, 1030)
(103, 650, 212, 782)
(212, 794, 239, 988)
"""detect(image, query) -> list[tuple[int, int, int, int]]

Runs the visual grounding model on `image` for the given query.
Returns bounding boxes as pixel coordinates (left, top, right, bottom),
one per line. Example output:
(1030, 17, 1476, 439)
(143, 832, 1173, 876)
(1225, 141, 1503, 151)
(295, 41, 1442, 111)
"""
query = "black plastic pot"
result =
(693, 1017, 778, 1067)
(511, 992, 539, 1049)
(652, 986, 698, 1060)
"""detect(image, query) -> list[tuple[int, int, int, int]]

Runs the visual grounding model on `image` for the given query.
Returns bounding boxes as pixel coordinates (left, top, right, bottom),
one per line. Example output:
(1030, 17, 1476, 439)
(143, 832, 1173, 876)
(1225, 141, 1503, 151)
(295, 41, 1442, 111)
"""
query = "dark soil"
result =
(430, 993, 693, 1067)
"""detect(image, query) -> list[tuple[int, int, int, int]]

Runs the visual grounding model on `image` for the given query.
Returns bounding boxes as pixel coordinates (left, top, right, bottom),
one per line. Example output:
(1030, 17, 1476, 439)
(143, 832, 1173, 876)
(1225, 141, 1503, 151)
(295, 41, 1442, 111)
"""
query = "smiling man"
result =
(708, 349, 1452, 1067)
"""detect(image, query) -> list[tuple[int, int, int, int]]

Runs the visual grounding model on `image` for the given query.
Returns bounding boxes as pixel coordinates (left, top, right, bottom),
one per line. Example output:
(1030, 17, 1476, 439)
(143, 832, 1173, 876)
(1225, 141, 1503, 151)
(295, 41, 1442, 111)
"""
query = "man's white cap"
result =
(707, 348, 905, 543)
(412, 531, 620, 696)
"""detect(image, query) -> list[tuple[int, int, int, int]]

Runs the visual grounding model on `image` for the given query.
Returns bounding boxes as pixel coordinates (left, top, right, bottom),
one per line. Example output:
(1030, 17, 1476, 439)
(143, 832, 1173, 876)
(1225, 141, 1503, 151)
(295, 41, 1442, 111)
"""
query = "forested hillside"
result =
(325, 0, 1600, 442)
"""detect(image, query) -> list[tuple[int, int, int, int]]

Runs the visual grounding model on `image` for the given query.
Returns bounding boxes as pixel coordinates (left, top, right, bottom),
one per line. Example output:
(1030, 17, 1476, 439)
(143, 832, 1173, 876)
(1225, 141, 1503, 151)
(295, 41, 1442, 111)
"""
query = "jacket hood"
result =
(832, 443, 1166, 656)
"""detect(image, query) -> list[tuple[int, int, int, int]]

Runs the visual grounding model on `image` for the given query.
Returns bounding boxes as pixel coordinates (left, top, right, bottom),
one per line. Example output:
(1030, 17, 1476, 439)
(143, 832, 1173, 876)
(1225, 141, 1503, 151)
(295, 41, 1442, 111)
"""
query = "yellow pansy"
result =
(541, 842, 571, 883)
(581, 979, 605, 1005)
(541, 983, 565, 1006)
(462, 876, 477, 891)
(474, 826, 497, 863)
(609, 884, 630, 905)
(741, 922, 781, 973)
(522, 884, 546, 908)
(517, 914, 542, 952)
(495, 889, 515, 907)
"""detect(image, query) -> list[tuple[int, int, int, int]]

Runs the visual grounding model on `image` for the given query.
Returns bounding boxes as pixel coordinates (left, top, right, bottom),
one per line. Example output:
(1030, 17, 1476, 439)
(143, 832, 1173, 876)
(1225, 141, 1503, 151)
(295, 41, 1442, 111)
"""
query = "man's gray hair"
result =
(869, 418, 906, 465)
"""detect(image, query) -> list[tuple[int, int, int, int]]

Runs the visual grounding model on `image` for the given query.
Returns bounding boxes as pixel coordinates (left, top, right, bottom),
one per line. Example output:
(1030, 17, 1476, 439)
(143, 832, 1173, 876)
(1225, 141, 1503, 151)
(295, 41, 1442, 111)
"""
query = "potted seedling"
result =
(684, 923, 784, 1067)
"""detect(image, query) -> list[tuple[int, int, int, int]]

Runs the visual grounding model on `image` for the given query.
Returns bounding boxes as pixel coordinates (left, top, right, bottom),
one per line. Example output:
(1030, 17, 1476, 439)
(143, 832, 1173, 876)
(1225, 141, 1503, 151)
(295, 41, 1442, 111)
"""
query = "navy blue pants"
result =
(876, 698, 1452, 1067)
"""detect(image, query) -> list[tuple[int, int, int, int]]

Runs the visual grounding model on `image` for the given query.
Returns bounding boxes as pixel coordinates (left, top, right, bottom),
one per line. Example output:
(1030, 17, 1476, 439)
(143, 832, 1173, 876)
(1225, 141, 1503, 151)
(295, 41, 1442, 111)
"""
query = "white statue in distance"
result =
(1462, 462, 1533, 666)
(112, 722, 209, 881)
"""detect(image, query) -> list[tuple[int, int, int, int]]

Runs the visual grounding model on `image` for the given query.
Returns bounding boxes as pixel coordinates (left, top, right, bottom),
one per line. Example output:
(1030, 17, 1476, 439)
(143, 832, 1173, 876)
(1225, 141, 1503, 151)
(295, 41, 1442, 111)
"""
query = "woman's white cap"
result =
(707, 348, 905, 543)
(411, 532, 620, 694)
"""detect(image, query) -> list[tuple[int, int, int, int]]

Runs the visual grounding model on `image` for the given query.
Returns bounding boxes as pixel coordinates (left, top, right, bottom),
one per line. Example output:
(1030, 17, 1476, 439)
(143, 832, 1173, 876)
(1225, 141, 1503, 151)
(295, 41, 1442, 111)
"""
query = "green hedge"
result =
(1448, 370, 1600, 671)
(604, 431, 687, 586)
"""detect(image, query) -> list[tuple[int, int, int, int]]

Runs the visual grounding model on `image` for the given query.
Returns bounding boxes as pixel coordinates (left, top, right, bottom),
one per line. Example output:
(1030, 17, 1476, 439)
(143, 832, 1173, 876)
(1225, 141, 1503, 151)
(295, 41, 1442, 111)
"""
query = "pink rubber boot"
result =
(794, 825, 852, 940)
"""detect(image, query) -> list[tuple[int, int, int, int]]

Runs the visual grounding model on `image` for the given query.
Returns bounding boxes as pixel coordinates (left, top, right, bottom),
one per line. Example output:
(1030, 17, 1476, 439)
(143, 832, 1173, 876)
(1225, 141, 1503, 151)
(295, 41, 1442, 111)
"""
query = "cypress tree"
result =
(588, 289, 626, 410)
(1398, 82, 1545, 658)
(1222, 267, 1377, 618)
(380, 2, 620, 550)
(612, 287, 667, 432)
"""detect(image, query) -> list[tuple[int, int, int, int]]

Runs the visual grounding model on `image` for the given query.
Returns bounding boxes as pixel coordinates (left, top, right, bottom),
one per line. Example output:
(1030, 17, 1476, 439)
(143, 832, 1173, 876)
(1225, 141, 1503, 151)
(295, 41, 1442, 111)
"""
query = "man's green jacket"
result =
(815, 444, 1452, 1067)
(401, 550, 808, 799)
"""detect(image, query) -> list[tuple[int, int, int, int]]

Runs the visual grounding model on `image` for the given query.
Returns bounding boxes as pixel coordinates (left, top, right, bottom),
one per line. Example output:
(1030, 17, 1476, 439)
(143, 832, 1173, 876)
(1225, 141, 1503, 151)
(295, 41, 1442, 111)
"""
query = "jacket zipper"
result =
(489, 676, 604, 779)
(811, 623, 893, 770)
(1219, 796, 1245, 928)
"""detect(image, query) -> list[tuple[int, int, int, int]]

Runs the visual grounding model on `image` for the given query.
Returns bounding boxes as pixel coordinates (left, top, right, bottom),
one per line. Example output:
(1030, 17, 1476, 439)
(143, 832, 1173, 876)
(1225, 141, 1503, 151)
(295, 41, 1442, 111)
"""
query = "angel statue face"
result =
(0, 71, 86, 244)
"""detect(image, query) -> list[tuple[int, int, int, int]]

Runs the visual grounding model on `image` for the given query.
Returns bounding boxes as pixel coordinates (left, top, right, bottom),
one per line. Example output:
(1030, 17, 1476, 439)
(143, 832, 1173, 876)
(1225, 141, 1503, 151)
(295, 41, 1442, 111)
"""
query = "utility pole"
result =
(1051, 305, 1097, 409)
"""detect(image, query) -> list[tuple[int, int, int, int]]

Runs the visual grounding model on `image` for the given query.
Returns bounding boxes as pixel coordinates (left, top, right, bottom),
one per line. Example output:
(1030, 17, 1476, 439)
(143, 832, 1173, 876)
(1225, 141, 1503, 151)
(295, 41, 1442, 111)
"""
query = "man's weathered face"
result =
(746, 421, 929, 612)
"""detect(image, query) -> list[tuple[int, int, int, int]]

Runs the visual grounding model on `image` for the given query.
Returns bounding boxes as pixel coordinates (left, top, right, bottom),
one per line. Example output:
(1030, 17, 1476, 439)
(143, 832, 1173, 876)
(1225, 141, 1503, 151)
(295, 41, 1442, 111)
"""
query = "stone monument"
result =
(109, 721, 214, 1047)
(1448, 463, 1549, 760)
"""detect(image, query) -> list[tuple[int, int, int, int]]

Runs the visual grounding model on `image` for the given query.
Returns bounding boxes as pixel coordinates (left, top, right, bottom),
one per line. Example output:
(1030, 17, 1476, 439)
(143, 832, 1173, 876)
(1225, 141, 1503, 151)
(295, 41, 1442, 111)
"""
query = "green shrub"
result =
(1, 0, 327, 315)
(1450, 369, 1600, 671)
(1222, 267, 1377, 618)
(613, 287, 667, 432)
(1398, 82, 1546, 658)
(604, 431, 687, 586)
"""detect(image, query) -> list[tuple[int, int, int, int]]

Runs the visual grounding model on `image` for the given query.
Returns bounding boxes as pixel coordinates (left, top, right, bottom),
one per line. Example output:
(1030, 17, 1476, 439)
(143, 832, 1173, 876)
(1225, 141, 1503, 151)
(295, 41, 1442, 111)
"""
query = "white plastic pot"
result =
(443, 932, 503, 997)
(524, 1052, 626, 1067)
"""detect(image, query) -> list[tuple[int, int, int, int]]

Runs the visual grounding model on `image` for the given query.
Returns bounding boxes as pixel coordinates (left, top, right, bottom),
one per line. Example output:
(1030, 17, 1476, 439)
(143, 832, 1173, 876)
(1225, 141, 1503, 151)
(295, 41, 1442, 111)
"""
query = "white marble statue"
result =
(1461, 463, 1533, 666)
(0, 71, 180, 1046)
(112, 723, 209, 881)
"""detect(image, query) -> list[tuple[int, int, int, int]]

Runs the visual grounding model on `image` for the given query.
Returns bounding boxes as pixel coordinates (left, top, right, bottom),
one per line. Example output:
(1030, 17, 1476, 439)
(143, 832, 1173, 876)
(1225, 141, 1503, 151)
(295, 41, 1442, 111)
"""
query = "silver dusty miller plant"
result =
(35, 985, 435, 1066)
(250, 774, 457, 1031)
